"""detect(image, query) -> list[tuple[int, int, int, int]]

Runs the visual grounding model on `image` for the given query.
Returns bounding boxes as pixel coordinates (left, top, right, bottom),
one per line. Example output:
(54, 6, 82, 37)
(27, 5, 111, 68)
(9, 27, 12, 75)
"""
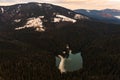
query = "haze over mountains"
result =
(0, 2, 120, 80)
(75, 9, 120, 24)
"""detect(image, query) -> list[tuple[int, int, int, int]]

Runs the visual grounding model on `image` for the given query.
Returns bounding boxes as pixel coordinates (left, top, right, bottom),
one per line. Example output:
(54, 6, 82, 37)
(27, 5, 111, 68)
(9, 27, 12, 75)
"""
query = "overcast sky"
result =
(0, 0, 120, 10)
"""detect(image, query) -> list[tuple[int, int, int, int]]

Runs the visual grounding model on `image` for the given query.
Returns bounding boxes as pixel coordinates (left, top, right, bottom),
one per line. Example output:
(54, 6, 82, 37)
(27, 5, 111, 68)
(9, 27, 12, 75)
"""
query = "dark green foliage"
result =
(0, 20, 120, 80)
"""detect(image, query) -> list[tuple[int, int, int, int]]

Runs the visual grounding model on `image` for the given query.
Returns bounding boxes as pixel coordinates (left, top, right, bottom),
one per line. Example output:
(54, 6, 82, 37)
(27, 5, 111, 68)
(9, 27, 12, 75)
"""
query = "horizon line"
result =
(0, 2, 119, 10)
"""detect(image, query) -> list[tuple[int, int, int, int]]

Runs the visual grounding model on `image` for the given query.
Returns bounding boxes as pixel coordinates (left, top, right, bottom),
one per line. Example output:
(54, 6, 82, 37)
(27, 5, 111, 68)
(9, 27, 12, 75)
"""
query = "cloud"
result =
(55, 0, 120, 10)
(0, 0, 120, 9)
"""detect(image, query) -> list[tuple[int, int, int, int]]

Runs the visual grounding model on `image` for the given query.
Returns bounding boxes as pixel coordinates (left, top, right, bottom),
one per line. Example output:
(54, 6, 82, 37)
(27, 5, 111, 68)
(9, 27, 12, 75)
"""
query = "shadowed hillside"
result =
(0, 20, 120, 80)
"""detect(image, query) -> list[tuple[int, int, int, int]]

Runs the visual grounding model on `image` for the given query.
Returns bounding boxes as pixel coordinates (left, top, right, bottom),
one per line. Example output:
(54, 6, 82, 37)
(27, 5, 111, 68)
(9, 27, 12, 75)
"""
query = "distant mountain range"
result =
(74, 9, 120, 24)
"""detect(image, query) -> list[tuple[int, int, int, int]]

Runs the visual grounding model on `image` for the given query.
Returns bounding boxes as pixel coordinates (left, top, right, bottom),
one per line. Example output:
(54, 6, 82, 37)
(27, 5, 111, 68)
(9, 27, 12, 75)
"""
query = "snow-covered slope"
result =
(55, 15, 76, 23)
(15, 16, 45, 32)
(0, 2, 89, 32)
(114, 16, 120, 19)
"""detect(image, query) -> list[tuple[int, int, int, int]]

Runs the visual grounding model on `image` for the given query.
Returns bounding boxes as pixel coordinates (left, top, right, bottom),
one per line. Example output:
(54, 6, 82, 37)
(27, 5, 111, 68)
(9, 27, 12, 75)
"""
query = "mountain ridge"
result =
(0, 2, 89, 32)
(74, 8, 120, 24)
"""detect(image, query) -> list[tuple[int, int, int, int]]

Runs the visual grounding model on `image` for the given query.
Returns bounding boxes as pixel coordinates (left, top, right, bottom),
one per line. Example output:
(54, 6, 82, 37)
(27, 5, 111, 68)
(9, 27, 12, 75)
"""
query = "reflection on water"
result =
(56, 52, 83, 73)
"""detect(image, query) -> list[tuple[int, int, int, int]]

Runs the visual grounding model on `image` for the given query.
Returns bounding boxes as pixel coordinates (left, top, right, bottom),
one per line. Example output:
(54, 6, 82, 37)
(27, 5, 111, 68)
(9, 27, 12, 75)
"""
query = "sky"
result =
(0, 0, 120, 10)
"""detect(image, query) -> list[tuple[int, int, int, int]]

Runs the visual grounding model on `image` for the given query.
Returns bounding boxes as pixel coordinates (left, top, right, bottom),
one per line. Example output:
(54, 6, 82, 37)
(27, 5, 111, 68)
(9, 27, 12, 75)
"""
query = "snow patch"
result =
(53, 12, 56, 15)
(39, 16, 44, 18)
(0, 7, 4, 13)
(114, 16, 120, 19)
(38, 3, 42, 6)
(14, 19, 21, 23)
(16, 5, 21, 13)
(74, 14, 83, 19)
(74, 14, 89, 20)
(68, 12, 71, 14)
(53, 18, 61, 22)
(56, 15, 76, 23)
(18, 5, 21, 9)
(86, 10, 90, 13)
(15, 16, 45, 32)
(46, 4, 52, 9)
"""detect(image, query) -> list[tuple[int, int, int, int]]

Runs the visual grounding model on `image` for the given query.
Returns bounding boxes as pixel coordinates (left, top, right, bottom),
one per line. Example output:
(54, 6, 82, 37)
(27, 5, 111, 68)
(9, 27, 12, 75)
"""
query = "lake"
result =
(56, 52, 83, 73)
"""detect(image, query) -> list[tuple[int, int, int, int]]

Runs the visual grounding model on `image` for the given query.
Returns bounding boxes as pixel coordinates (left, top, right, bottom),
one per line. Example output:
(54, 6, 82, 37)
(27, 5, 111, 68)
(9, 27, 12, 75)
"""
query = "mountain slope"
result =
(74, 9, 120, 24)
(0, 20, 120, 80)
(0, 2, 89, 32)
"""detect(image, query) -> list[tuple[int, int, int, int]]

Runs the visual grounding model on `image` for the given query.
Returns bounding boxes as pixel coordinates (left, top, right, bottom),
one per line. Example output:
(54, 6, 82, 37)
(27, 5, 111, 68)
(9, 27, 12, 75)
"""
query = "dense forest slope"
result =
(0, 20, 120, 80)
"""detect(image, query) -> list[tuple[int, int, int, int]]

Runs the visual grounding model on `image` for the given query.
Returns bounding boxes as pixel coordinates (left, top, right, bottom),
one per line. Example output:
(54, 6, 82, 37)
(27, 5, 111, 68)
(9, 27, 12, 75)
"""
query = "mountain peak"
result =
(0, 2, 89, 32)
